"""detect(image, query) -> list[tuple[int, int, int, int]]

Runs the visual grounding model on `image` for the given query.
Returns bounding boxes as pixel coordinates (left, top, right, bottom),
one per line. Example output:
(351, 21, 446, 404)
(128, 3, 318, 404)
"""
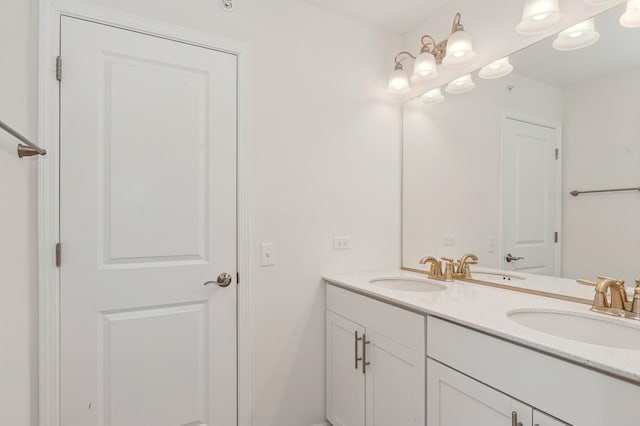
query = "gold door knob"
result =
(204, 273, 233, 288)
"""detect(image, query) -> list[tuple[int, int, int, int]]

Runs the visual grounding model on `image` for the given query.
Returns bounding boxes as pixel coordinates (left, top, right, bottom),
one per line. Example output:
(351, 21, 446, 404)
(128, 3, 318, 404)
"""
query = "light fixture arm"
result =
(393, 51, 417, 69)
(451, 12, 464, 34)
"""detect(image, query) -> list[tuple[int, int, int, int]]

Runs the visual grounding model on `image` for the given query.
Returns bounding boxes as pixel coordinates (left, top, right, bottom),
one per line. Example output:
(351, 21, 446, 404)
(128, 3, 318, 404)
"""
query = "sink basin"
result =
(507, 309, 640, 350)
(369, 277, 447, 292)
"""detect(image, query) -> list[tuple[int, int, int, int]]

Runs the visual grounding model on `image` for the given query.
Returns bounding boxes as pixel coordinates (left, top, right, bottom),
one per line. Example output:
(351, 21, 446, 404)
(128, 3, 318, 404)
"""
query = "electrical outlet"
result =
(333, 236, 351, 250)
(487, 236, 497, 253)
(260, 243, 275, 266)
(442, 234, 456, 247)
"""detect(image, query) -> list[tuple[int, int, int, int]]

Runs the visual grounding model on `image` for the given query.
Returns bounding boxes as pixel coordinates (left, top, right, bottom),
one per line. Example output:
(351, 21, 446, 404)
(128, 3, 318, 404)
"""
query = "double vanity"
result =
(323, 269, 640, 426)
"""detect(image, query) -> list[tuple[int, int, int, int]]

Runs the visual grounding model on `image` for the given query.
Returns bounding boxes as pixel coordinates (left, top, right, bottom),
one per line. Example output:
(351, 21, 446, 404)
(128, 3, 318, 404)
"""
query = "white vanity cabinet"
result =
(326, 284, 425, 426)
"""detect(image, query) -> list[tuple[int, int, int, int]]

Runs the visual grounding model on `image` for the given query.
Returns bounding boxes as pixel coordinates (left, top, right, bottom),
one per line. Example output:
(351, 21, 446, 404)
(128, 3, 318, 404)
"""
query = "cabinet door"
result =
(427, 359, 532, 426)
(365, 331, 425, 426)
(326, 311, 366, 426)
(534, 410, 571, 426)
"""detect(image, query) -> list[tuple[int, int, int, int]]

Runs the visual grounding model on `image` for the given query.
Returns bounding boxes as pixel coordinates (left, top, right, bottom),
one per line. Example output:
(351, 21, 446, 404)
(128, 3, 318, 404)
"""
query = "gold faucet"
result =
(419, 256, 452, 282)
(456, 253, 479, 279)
(577, 276, 640, 320)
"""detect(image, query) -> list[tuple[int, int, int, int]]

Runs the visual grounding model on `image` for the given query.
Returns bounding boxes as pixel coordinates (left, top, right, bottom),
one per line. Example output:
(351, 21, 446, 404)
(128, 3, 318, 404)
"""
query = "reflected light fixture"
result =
(420, 88, 445, 104)
(620, 0, 640, 27)
(445, 74, 475, 94)
(479, 57, 514, 79)
(387, 12, 476, 95)
(517, 0, 563, 35)
(552, 18, 600, 50)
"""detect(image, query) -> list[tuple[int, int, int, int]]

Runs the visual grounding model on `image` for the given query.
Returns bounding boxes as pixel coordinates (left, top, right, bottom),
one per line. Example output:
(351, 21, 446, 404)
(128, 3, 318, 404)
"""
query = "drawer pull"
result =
(511, 411, 523, 426)
(354, 331, 363, 369)
(362, 334, 370, 374)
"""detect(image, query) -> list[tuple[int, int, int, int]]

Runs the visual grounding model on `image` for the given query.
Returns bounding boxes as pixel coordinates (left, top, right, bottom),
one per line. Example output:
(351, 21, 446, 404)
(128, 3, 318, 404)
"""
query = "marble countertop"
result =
(323, 268, 640, 383)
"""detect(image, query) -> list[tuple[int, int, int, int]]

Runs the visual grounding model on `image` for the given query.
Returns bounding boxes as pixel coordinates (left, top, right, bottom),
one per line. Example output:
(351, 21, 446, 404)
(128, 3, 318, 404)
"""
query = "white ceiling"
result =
(299, 0, 449, 33)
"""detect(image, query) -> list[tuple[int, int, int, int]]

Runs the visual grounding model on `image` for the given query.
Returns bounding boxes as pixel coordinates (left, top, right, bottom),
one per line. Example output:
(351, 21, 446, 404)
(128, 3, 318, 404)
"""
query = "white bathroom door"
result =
(502, 117, 559, 276)
(59, 17, 237, 426)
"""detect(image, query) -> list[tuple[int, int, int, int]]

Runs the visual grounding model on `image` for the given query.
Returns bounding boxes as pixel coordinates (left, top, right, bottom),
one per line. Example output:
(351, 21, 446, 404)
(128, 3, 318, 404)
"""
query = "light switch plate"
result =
(261, 243, 275, 266)
(487, 236, 497, 253)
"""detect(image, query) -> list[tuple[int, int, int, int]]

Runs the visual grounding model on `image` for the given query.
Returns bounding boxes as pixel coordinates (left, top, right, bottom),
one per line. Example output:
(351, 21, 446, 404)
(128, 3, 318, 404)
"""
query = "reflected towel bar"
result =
(0, 119, 47, 158)
(570, 186, 640, 197)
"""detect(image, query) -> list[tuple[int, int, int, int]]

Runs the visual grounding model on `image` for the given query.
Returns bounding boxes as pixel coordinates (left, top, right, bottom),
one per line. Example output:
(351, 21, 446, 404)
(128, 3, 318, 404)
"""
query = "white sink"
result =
(369, 277, 447, 292)
(507, 309, 640, 350)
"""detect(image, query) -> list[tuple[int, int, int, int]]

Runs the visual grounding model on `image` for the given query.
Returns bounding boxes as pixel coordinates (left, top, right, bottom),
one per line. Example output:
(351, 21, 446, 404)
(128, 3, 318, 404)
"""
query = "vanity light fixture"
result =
(387, 60, 411, 95)
(552, 18, 600, 50)
(516, 0, 563, 35)
(387, 12, 476, 95)
(420, 88, 445, 104)
(441, 14, 477, 67)
(445, 74, 475, 94)
(479, 57, 514, 79)
(620, 0, 640, 27)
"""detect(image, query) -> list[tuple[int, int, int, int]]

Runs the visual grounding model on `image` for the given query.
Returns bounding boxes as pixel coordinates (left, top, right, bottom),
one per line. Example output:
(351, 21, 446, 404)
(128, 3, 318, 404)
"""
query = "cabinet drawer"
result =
(326, 283, 424, 351)
(427, 316, 640, 426)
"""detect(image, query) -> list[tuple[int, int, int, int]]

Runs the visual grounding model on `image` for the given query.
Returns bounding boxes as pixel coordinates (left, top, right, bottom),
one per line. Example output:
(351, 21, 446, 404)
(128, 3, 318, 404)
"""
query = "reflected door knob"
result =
(204, 273, 233, 287)
(505, 254, 524, 263)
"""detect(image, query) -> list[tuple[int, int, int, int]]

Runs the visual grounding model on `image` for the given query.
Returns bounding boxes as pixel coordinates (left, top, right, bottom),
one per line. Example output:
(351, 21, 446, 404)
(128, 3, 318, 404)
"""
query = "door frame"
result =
(500, 110, 562, 276)
(37, 1, 252, 425)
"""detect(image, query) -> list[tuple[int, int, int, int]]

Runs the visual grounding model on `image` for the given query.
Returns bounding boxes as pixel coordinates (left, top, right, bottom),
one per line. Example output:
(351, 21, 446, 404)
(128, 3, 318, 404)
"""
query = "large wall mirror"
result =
(402, 3, 640, 289)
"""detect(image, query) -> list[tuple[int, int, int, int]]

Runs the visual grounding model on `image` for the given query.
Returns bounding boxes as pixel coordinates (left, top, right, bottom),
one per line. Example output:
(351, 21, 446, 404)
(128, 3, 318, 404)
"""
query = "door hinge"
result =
(555, 148, 559, 160)
(554, 232, 559, 243)
(56, 56, 62, 81)
(55, 242, 62, 267)
(236, 272, 240, 285)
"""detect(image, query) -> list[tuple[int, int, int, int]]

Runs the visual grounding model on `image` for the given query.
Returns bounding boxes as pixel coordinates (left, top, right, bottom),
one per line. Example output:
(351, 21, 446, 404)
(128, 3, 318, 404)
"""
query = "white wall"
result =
(403, 73, 562, 270)
(0, 1, 402, 425)
(0, 1, 39, 425)
(562, 66, 640, 285)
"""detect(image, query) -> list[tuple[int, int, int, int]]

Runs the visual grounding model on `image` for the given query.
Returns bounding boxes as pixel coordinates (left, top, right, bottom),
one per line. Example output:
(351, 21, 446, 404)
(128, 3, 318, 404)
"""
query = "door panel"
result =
(60, 16, 237, 426)
(427, 359, 532, 426)
(365, 332, 424, 426)
(534, 410, 571, 426)
(326, 311, 366, 426)
(502, 117, 559, 276)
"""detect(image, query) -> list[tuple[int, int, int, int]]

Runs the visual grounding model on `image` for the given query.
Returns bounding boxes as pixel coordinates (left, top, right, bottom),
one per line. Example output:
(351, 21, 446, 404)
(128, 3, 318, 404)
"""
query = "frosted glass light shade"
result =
(479, 57, 514, 79)
(517, 0, 563, 35)
(445, 74, 475, 94)
(552, 18, 600, 51)
(387, 67, 410, 95)
(442, 30, 477, 67)
(420, 88, 445, 104)
(620, 0, 640, 28)
(412, 52, 439, 82)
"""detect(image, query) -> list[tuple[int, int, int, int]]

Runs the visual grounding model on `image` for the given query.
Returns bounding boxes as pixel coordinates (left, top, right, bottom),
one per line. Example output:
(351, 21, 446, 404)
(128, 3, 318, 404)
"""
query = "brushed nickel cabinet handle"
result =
(362, 334, 370, 374)
(511, 411, 523, 426)
(354, 331, 363, 370)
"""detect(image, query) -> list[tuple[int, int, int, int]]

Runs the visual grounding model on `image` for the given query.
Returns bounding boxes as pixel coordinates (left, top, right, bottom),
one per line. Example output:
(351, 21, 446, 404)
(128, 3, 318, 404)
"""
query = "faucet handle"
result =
(576, 278, 598, 287)
(597, 276, 624, 285)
